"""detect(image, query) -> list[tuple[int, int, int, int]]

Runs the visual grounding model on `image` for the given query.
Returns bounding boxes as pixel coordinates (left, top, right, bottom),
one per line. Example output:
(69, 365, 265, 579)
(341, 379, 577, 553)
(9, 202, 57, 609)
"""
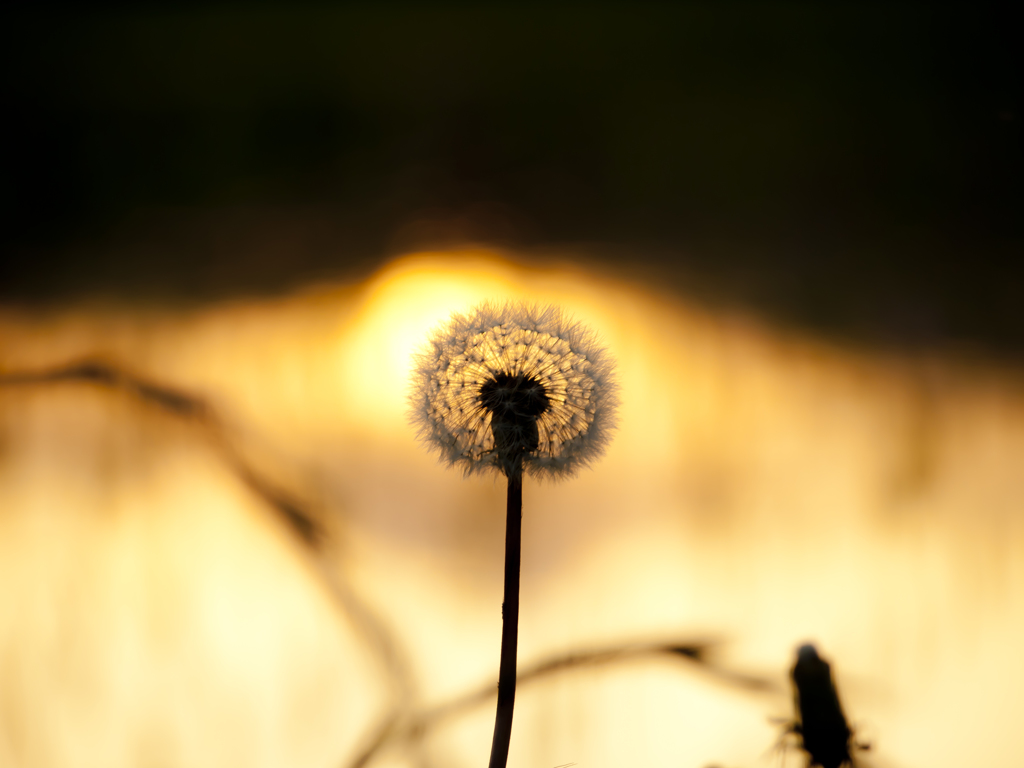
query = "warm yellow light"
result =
(332, 251, 530, 433)
(0, 248, 1022, 768)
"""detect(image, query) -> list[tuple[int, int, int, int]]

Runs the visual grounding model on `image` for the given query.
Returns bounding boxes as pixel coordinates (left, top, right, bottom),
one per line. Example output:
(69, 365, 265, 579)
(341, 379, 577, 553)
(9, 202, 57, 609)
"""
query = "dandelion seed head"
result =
(409, 301, 618, 478)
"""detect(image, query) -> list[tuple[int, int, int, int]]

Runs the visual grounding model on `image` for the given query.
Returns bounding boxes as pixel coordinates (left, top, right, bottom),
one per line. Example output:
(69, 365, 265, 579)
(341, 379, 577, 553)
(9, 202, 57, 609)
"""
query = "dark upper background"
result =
(3, 3, 1021, 358)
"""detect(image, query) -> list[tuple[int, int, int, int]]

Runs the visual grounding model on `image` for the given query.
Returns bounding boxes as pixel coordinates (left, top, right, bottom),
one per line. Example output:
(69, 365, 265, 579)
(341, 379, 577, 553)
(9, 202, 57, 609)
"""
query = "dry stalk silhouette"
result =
(1, 360, 321, 543)
(0, 358, 417, 737)
(345, 639, 778, 768)
(777, 644, 871, 768)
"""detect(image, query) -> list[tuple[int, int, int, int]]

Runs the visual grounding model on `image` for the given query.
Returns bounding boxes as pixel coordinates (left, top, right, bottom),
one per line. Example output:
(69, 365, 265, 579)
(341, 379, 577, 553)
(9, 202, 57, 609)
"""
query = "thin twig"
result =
(348, 638, 778, 768)
(0, 358, 418, 733)
(0, 359, 323, 543)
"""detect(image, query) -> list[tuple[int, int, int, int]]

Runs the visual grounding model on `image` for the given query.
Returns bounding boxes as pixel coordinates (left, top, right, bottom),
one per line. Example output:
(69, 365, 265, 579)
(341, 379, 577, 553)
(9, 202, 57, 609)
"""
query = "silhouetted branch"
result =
(0, 358, 417, 728)
(1, 359, 322, 543)
(346, 639, 778, 768)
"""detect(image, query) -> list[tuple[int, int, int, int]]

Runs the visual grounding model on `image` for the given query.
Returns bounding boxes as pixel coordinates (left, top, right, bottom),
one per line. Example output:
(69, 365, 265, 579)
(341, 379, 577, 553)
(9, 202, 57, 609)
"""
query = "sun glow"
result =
(332, 253, 528, 432)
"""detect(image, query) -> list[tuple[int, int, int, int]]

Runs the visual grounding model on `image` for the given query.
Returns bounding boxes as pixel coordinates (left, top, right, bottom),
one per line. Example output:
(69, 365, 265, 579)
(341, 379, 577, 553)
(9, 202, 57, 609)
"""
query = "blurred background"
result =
(4, 1, 1022, 354)
(1, 3, 1022, 768)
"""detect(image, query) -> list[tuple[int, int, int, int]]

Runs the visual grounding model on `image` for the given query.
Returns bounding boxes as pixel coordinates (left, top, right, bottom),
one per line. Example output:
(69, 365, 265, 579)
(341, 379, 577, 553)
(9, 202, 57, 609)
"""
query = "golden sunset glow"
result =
(1, 250, 1022, 767)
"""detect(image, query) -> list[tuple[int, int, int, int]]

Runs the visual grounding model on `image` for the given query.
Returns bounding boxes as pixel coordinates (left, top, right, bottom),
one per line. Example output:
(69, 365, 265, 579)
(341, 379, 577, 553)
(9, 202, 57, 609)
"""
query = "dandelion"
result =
(410, 302, 617, 479)
(409, 301, 618, 768)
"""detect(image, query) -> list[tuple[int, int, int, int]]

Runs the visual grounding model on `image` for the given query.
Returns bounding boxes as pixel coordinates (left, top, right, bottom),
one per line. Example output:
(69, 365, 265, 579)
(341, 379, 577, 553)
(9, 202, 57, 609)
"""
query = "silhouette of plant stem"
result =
(0, 359, 322, 542)
(345, 638, 777, 768)
(0, 358, 417, 727)
(782, 643, 869, 768)
(488, 460, 523, 768)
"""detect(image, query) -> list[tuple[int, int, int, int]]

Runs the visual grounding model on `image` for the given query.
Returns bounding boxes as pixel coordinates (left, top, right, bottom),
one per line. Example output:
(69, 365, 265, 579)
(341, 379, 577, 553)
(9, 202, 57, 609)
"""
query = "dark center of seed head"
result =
(479, 372, 550, 420)
(479, 372, 550, 460)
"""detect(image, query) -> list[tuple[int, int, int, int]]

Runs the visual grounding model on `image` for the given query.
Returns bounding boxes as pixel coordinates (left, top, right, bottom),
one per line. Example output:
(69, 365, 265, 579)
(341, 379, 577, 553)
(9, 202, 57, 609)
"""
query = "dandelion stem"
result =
(488, 461, 522, 768)
(412, 303, 617, 768)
